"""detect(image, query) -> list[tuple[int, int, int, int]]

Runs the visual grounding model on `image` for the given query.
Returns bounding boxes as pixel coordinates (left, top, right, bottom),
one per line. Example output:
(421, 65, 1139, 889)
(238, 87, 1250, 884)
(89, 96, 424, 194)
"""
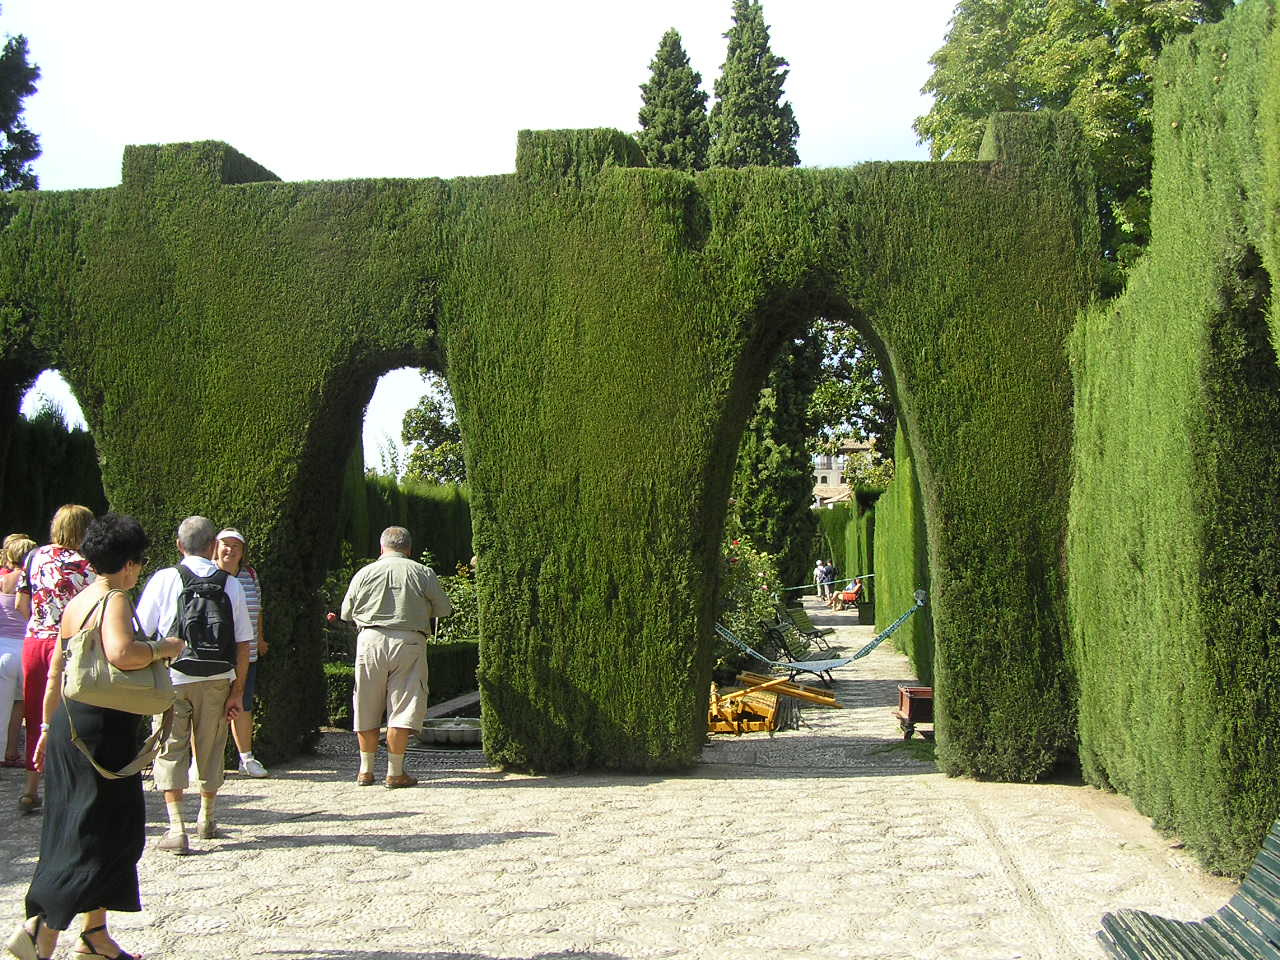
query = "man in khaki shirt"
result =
(340, 526, 452, 788)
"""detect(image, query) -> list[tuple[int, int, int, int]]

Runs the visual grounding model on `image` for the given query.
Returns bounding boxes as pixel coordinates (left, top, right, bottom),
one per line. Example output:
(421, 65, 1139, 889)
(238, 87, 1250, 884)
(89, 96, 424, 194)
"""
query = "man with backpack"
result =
(136, 516, 253, 854)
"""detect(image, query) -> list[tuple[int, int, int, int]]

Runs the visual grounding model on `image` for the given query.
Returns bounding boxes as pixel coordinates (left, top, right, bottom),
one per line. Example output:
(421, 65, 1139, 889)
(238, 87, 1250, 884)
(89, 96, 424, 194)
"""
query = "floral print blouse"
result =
(18, 544, 94, 643)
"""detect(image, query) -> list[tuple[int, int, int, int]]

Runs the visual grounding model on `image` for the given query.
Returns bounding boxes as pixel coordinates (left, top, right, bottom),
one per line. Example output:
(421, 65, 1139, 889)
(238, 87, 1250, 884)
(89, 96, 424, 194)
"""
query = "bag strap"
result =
(73, 589, 141, 635)
(64, 704, 173, 780)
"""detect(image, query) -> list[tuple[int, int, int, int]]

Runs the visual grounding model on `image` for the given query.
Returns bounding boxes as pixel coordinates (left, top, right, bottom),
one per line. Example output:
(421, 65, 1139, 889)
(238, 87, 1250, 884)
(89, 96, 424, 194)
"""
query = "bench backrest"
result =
(1221, 820, 1280, 954)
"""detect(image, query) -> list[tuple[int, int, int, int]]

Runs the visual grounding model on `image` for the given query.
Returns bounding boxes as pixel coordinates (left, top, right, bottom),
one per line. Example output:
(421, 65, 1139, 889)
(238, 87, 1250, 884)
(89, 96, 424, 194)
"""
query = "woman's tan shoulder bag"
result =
(61, 589, 176, 779)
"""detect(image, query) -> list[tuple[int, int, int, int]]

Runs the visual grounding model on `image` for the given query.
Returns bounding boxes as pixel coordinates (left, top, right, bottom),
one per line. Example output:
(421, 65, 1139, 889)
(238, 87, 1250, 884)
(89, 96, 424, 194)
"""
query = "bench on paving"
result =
(1098, 818, 1280, 959)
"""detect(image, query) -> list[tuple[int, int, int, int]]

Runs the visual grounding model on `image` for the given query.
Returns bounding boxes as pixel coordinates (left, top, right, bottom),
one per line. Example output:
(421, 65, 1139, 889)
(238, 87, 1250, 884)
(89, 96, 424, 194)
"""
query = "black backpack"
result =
(171, 566, 236, 677)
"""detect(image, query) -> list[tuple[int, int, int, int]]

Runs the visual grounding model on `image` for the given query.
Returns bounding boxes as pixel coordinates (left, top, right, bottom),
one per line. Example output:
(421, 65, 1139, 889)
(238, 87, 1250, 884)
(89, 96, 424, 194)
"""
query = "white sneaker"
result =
(239, 757, 268, 778)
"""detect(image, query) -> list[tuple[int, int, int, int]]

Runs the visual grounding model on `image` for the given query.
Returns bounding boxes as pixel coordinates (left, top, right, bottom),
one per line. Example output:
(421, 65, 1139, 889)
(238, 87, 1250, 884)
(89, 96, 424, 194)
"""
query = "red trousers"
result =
(21, 637, 56, 770)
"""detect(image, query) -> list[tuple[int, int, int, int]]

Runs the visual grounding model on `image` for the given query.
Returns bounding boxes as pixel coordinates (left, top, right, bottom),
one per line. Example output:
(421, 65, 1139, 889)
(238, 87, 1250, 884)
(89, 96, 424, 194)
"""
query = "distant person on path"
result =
(136, 517, 252, 853)
(0, 537, 36, 767)
(339, 526, 452, 789)
(822, 562, 839, 608)
(813, 560, 828, 600)
(214, 528, 269, 779)
(16, 505, 95, 814)
(8, 513, 183, 960)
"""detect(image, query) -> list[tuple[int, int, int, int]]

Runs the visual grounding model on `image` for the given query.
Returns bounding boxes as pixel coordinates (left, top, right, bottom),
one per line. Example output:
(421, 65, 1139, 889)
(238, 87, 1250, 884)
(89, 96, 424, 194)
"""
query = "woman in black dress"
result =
(6, 514, 182, 960)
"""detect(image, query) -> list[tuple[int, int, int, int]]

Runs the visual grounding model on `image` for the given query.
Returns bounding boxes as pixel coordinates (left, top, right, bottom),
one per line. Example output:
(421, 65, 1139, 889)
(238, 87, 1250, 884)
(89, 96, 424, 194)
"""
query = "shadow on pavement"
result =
(206, 829, 553, 853)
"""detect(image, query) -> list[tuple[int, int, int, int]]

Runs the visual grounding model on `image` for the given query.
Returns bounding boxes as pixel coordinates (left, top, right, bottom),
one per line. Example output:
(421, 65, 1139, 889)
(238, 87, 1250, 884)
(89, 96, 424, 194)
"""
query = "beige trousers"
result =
(152, 677, 231, 794)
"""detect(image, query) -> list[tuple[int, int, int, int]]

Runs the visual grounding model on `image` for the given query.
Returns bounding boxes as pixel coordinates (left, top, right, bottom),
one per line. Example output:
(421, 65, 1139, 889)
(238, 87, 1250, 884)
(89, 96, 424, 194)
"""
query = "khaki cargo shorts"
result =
(353, 627, 430, 732)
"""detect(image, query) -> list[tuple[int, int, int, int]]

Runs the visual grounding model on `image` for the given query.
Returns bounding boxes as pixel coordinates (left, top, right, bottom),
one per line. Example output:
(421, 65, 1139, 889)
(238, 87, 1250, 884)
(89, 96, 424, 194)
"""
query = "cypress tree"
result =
(710, 0, 813, 588)
(636, 29, 709, 172)
(0, 20, 40, 191)
(708, 0, 799, 169)
(732, 329, 820, 589)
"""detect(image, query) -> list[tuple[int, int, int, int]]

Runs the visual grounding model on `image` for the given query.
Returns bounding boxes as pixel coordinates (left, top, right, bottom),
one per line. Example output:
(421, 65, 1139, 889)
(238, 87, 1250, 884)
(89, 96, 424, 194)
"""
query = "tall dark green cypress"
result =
(710, 0, 813, 588)
(708, 0, 799, 169)
(637, 29, 709, 172)
(732, 330, 820, 589)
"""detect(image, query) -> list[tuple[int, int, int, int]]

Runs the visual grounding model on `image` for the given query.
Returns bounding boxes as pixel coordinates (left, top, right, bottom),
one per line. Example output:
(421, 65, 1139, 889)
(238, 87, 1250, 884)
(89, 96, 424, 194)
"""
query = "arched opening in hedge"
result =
(0, 368, 107, 540)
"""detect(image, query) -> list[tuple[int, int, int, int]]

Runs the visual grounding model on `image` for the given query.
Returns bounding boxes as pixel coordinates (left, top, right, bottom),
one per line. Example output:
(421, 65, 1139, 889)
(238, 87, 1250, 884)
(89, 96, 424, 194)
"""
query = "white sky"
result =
(8, 0, 957, 467)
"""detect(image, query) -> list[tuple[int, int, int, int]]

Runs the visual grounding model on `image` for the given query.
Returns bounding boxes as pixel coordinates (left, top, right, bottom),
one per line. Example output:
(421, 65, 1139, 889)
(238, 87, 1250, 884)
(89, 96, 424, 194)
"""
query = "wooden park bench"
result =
(1098, 818, 1280, 959)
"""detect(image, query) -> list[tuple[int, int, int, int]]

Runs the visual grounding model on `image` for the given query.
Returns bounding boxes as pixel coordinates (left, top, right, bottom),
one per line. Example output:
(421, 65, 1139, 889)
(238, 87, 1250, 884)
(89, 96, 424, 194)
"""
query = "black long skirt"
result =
(25, 698, 145, 929)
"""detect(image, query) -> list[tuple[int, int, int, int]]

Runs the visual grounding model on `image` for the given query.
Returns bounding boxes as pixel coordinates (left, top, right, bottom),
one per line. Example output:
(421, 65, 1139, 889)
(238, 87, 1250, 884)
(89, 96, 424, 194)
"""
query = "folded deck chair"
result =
(717, 590, 927, 688)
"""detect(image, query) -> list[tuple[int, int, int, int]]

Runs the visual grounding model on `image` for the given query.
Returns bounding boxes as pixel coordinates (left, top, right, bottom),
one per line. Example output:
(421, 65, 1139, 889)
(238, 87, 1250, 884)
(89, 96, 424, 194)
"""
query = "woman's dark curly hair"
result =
(80, 513, 149, 575)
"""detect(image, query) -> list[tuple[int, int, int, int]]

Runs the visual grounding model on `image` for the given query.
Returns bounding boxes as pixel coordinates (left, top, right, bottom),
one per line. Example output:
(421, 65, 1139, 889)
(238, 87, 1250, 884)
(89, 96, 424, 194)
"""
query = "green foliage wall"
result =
(873, 424, 934, 683)
(0, 119, 1095, 776)
(840, 489, 880, 605)
(355, 474, 471, 571)
(1068, 0, 1280, 875)
(333, 441, 472, 572)
(814, 503, 852, 584)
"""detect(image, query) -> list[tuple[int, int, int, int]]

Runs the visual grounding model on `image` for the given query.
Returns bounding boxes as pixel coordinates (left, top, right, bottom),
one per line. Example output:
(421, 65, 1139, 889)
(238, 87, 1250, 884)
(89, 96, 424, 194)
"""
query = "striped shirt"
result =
(236, 567, 262, 662)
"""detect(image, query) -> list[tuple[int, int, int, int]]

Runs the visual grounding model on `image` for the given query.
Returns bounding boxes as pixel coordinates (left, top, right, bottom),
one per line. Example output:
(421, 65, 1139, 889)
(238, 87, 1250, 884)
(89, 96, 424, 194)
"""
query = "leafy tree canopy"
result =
(0, 9, 39, 192)
(808, 318, 896, 460)
(708, 0, 799, 168)
(914, 0, 1230, 294)
(401, 371, 466, 485)
(637, 28, 710, 171)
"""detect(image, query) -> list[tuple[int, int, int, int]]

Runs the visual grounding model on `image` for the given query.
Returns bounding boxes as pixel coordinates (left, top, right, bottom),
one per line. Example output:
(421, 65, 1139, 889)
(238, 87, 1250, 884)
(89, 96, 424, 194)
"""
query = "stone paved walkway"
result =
(1, 600, 1237, 959)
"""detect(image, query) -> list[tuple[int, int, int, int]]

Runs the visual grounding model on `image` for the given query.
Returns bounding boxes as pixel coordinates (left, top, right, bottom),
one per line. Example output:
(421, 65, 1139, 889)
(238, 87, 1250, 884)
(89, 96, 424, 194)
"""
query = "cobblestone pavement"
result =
(1, 601, 1237, 959)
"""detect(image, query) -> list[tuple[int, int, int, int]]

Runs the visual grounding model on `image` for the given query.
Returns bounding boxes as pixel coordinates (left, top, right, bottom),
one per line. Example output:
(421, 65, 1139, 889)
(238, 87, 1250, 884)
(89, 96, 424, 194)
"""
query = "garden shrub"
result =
(714, 514, 784, 673)
(323, 662, 355, 730)
(1068, 0, 1280, 874)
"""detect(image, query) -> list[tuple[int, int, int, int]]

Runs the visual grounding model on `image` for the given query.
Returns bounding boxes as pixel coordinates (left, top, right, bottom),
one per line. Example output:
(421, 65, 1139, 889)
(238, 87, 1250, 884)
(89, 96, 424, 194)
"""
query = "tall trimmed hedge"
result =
(873, 425, 933, 682)
(1068, 0, 1279, 874)
(0, 115, 1095, 774)
(0, 405, 108, 538)
(814, 503, 852, 586)
(845, 489, 879, 605)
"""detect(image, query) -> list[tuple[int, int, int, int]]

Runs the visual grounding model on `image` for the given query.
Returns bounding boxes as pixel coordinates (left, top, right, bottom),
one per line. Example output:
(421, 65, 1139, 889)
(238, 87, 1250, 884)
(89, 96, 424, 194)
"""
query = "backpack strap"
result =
(176, 564, 194, 587)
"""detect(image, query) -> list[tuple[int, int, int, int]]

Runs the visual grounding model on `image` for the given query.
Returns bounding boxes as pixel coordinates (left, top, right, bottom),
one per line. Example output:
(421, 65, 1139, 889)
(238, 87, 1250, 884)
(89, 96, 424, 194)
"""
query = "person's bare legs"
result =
(355, 727, 413, 756)
(74, 908, 121, 957)
(9, 913, 60, 958)
(355, 727, 415, 784)
(385, 726, 412, 755)
(230, 709, 253, 754)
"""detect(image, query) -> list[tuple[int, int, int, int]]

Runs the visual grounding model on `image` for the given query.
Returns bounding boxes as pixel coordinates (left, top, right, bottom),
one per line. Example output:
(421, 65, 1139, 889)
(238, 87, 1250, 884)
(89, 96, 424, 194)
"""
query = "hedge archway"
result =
(0, 114, 1096, 775)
